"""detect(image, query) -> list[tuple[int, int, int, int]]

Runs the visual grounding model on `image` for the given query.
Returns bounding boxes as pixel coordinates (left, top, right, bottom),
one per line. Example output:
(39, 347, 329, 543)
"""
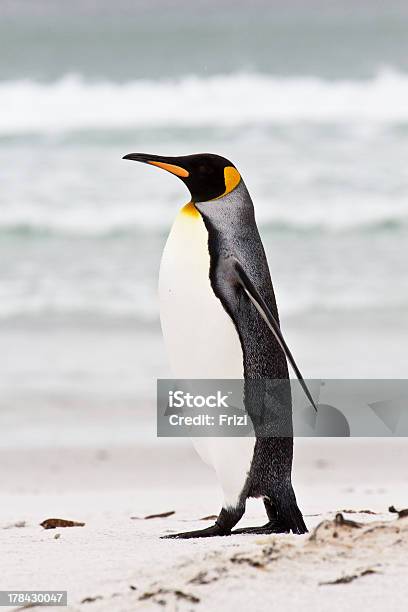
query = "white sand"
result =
(2, 438, 408, 611)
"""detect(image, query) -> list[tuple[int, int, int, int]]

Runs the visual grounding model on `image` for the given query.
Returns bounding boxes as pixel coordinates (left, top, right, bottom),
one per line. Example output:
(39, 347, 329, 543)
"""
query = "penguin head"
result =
(122, 152, 241, 203)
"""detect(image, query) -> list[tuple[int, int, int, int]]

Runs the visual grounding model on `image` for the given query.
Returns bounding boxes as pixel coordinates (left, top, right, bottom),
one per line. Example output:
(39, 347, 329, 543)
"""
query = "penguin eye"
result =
(198, 164, 214, 176)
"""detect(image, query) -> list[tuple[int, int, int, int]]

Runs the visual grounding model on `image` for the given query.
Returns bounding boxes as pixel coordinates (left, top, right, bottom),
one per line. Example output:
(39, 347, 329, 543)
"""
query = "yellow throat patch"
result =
(181, 201, 200, 217)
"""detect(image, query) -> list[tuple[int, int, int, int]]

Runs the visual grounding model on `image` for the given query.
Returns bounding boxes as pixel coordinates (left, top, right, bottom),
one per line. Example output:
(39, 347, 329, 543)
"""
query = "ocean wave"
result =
(0, 291, 406, 323)
(0, 215, 407, 239)
(2, 68, 408, 134)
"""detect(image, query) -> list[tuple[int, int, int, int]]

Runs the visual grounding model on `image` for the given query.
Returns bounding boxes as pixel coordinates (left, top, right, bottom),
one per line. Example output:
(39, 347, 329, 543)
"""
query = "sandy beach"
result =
(1, 310, 406, 611)
(2, 438, 408, 611)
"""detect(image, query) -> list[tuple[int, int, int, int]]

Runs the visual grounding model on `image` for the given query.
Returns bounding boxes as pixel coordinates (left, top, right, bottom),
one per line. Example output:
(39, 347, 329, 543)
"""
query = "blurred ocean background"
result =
(1, 0, 407, 448)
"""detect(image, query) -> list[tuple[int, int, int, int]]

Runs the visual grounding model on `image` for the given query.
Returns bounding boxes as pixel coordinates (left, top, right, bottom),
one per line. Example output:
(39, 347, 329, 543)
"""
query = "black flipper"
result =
(233, 259, 318, 413)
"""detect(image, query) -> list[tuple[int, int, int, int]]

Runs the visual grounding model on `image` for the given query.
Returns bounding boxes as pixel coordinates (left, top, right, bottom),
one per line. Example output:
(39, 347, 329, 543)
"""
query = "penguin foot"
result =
(161, 524, 230, 539)
(231, 520, 290, 535)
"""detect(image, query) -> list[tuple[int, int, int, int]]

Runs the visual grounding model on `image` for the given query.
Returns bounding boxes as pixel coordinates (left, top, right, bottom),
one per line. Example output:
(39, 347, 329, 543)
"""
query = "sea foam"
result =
(2, 69, 408, 134)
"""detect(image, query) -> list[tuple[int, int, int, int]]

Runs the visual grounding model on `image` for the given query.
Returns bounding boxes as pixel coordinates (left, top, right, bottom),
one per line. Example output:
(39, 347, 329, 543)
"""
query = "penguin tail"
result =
(274, 485, 308, 535)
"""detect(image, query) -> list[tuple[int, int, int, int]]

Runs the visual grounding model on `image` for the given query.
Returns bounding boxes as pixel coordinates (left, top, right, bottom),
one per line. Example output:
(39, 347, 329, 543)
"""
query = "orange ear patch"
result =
(212, 166, 241, 200)
(148, 161, 189, 177)
(223, 166, 241, 194)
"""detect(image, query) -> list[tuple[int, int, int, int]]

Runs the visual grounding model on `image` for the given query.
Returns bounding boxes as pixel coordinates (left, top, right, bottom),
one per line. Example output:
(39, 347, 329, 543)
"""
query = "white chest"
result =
(158, 204, 243, 379)
(158, 204, 254, 507)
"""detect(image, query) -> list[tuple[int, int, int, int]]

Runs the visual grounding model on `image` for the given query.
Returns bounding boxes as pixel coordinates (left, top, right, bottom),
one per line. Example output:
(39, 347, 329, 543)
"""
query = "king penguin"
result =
(123, 152, 317, 538)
